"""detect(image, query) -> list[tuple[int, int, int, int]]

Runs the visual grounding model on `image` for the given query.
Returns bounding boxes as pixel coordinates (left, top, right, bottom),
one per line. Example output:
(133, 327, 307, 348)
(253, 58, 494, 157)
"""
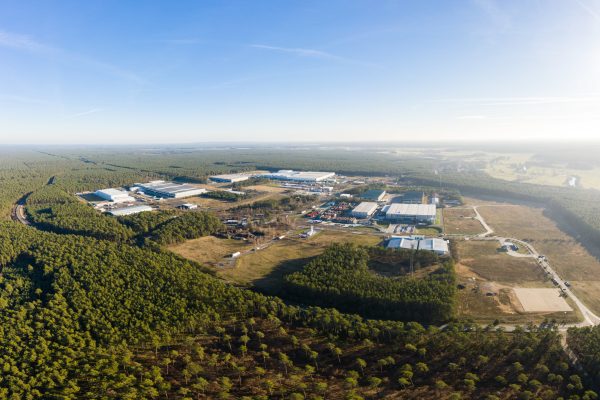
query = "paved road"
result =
(10, 193, 31, 226)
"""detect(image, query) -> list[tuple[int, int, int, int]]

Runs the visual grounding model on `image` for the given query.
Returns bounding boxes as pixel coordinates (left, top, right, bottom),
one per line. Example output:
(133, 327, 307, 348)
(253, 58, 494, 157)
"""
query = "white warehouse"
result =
(261, 170, 335, 182)
(386, 236, 449, 256)
(95, 188, 135, 203)
(137, 181, 207, 199)
(108, 205, 153, 216)
(385, 203, 437, 224)
(351, 202, 378, 218)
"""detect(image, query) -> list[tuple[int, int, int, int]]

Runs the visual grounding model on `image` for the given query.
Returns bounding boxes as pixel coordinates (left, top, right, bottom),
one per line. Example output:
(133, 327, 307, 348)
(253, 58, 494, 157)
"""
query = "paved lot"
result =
(514, 288, 572, 312)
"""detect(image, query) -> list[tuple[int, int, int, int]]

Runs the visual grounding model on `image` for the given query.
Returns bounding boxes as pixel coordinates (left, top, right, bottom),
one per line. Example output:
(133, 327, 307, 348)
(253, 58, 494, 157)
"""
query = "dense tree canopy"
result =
(284, 243, 456, 323)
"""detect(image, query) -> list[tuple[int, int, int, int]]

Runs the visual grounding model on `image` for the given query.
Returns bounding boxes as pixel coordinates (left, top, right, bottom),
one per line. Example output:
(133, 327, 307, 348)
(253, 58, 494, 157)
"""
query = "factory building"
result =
(108, 205, 153, 216)
(386, 236, 449, 256)
(360, 189, 386, 202)
(385, 203, 437, 224)
(261, 170, 335, 182)
(137, 180, 207, 199)
(351, 202, 379, 218)
(392, 191, 427, 204)
(209, 173, 255, 183)
(95, 188, 135, 203)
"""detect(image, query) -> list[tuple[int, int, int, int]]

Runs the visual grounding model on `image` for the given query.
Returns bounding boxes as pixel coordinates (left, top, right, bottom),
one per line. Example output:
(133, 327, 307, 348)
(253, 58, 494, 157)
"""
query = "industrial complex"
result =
(360, 189, 386, 202)
(385, 203, 437, 224)
(209, 173, 254, 183)
(351, 202, 379, 218)
(95, 188, 135, 203)
(135, 180, 208, 199)
(260, 170, 335, 182)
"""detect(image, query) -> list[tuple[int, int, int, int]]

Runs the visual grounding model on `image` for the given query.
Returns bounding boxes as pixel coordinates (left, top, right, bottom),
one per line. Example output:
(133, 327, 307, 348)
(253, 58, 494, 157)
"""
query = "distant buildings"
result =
(385, 203, 437, 224)
(108, 205, 153, 216)
(351, 202, 378, 218)
(360, 189, 386, 202)
(95, 188, 135, 203)
(261, 170, 335, 182)
(209, 173, 255, 183)
(386, 236, 449, 255)
(137, 180, 207, 199)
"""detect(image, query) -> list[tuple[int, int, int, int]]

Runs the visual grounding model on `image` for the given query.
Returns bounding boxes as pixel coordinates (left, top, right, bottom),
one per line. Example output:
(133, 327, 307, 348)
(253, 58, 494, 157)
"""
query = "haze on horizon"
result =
(0, 0, 599, 145)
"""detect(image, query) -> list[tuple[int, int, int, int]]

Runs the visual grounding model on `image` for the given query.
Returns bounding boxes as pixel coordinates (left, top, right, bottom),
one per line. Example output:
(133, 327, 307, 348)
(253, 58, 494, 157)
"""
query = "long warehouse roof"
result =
(386, 203, 436, 216)
(138, 180, 201, 194)
(352, 202, 378, 213)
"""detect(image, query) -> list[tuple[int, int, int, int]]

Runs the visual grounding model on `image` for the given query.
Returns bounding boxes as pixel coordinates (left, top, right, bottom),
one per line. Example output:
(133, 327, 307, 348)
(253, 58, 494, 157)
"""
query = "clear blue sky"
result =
(0, 0, 599, 144)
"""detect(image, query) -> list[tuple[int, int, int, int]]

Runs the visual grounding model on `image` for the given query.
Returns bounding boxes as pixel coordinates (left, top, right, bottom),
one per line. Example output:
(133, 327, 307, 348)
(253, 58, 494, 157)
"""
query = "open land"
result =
(443, 207, 486, 235)
(514, 288, 572, 312)
(475, 203, 600, 315)
(218, 229, 381, 291)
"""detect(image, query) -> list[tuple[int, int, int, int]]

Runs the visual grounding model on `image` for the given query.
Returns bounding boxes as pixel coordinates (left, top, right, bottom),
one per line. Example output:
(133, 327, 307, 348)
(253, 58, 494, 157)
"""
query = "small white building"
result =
(351, 202, 378, 218)
(95, 188, 135, 203)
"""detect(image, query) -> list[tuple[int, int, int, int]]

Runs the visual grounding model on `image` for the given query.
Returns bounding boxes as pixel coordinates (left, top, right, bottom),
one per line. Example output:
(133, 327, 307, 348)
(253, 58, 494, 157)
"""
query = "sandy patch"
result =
(513, 288, 572, 312)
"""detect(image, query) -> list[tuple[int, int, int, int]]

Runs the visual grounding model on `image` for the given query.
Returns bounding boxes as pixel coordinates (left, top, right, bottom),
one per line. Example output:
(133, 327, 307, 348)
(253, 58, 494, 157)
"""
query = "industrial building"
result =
(95, 188, 135, 203)
(360, 189, 386, 202)
(351, 202, 378, 218)
(392, 191, 426, 204)
(137, 180, 207, 199)
(385, 203, 437, 224)
(209, 173, 255, 183)
(261, 170, 335, 182)
(386, 236, 449, 256)
(108, 205, 153, 216)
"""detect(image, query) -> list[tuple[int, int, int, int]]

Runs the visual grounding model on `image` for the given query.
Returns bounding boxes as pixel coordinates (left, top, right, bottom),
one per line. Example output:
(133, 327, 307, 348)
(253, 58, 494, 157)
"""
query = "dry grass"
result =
(179, 191, 286, 211)
(168, 236, 253, 266)
(443, 207, 486, 235)
(244, 185, 289, 193)
(218, 229, 381, 290)
(455, 240, 547, 283)
(476, 204, 600, 281)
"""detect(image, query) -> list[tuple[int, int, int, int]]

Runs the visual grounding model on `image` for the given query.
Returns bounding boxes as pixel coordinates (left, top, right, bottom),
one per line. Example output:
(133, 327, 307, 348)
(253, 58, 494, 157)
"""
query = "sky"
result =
(0, 0, 599, 144)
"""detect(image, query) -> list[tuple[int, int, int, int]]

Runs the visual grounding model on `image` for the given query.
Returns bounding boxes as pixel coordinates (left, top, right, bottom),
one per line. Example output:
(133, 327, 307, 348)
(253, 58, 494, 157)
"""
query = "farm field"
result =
(218, 229, 381, 291)
(475, 201, 600, 316)
(167, 236, 254, 267)
(443, 207, 486, 235)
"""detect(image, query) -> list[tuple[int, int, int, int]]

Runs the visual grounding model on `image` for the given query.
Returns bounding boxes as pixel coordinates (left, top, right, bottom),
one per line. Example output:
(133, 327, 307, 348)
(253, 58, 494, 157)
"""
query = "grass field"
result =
(484, 154, 600, 191)
(182, 191, 286, 211)
(443, 207, 486, 235)
(476, 204, 600, 281)
(455, 240, 548, 283)
(168, 236, 254, 266)
(218, 229, 381, 291)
